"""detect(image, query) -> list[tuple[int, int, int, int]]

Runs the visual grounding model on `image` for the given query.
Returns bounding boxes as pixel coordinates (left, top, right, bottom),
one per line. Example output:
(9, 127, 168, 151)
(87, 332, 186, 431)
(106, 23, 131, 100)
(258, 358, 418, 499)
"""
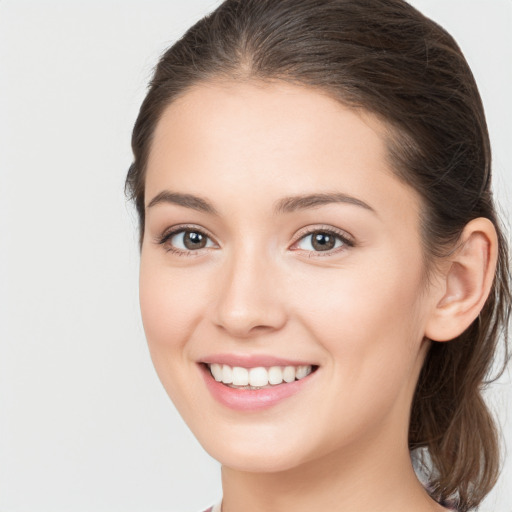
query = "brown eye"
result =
(163, 229, 216, 252)
(294, 229, 352, 254)
(182, 231, 207, 249)
(311, 232, 336, 251)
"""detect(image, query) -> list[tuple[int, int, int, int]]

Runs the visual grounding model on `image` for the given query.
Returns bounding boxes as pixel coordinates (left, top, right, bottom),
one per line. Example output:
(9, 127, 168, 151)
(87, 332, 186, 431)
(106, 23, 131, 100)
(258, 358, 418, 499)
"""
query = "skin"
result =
(139, 80, 497, 512)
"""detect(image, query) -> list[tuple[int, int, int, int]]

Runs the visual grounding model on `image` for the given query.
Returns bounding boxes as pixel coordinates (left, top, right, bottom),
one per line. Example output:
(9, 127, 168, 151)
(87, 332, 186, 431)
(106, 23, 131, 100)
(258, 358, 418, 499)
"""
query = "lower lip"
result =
(199, 364, 317, 411)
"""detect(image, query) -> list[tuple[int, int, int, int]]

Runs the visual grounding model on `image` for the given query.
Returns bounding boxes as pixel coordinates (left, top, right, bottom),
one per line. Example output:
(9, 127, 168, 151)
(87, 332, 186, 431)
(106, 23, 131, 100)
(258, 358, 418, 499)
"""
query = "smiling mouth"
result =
(205, 363, 319, 390)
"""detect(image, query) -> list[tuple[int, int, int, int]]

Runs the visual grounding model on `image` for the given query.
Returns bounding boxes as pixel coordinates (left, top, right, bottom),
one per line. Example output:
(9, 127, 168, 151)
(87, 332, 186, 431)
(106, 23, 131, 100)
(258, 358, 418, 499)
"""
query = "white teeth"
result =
(268, 366, 283, 385)
(283, 366, 296, 383)
(296, 365, 312, 379)
(222, 364, 233, 384)
(249, 367, 268, 387)
(208, 363, 314, 387)
(232, 366, 249, 386)
(210, 363, 223, 382)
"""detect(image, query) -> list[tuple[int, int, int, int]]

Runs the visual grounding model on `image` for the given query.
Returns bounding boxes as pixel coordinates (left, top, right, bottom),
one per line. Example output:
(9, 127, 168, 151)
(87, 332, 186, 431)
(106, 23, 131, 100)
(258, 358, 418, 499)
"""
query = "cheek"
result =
(296, 254, 427, 381)
(287, 259, 428, 446)
(139, 257, 207, 356)
(138, 256, 212, 413)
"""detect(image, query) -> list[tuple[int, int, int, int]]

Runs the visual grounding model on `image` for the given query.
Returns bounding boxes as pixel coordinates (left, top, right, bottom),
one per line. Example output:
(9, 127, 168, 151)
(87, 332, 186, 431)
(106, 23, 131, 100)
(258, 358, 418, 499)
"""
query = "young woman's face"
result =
(140, 81, 438, 472)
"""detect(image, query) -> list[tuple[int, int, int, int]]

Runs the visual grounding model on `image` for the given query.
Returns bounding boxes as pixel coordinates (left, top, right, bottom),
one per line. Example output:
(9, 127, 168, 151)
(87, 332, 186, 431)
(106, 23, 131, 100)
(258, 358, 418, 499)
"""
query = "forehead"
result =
(145, 80, 421, 225)
(148, 80, 389, 176)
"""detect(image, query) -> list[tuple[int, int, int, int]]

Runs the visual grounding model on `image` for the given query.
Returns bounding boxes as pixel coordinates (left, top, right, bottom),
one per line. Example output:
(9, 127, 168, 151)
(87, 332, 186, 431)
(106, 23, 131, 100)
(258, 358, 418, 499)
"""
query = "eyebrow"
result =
(146, 191, 219, 215)
(274, 192, 376, 215)
(146, 190, 376, 216)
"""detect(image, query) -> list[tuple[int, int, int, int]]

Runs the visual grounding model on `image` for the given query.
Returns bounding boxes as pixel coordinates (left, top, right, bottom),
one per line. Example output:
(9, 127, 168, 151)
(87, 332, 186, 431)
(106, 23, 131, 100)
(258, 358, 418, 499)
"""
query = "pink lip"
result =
(200, 353, 315, 368)
(198, 361, 318, 411)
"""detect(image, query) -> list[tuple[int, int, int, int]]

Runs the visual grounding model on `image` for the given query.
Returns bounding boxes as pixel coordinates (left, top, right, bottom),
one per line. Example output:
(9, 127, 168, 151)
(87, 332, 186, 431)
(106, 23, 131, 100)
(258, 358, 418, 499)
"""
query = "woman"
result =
(126, 0, 510, 510)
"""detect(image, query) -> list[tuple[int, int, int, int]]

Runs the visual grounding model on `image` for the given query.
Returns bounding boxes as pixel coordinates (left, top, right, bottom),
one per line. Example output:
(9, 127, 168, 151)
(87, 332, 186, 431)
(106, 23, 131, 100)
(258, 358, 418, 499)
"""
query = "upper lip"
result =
(200, 353, 317, 368)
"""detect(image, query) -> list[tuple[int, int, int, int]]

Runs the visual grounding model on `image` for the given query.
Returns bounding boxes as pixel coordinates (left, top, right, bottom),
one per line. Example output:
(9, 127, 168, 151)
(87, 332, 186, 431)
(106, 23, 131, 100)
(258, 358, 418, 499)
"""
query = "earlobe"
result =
(425, 218, 498, 342)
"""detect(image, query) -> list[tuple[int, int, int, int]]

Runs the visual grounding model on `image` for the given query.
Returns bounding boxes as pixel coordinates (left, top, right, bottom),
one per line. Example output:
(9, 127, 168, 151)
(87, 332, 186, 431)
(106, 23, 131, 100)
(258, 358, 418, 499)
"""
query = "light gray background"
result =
(0, 1, 510, 511)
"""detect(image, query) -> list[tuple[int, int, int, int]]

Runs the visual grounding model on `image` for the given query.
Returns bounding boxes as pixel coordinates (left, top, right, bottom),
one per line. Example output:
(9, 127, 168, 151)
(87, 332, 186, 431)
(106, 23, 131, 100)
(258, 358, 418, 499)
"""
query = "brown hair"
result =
(126, 0, 511, 509)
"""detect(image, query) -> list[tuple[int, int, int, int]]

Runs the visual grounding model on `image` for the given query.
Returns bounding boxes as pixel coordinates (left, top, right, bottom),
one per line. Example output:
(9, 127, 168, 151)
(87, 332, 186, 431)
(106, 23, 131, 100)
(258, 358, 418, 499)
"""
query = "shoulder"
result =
(202, 503, 221, 512)
(203, 502, 222, 512)
(201, 499, 222, 512)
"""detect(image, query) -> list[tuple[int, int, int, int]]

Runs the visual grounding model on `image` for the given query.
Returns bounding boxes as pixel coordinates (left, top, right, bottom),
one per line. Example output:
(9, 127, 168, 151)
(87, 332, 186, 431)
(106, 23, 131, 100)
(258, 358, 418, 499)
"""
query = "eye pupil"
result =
(184, 231, 206, 249)
(312, 232, 336, 251)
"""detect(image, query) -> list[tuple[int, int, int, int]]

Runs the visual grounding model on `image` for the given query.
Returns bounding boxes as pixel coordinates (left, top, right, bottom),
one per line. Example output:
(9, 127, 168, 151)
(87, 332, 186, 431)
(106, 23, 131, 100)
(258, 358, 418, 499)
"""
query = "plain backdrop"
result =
(0, 1, 510, 511)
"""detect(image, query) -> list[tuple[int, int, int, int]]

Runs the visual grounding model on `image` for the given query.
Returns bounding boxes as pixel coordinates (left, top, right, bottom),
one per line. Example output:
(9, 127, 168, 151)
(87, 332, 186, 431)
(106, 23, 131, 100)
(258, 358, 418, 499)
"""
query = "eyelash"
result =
(292, 225, 355, 257)
(156, 224, 355, 258)
(156, 224, 216, 257)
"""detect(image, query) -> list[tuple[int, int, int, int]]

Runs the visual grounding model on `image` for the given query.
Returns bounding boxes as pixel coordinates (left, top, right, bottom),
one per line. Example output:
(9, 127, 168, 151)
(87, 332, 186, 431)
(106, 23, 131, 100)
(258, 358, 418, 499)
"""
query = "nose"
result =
(211, 246, 287, 338)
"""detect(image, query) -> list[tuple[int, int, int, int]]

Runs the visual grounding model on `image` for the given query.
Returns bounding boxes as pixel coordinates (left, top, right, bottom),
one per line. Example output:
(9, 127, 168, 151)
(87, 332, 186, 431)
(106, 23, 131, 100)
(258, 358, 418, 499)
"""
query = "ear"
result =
(425, 217, 498, 342)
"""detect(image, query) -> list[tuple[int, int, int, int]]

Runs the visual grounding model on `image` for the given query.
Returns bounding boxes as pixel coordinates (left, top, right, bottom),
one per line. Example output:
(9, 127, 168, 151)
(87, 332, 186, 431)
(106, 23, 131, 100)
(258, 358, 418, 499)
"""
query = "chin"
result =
(194, 425, 318, 473)
(211, 448, 304, 473)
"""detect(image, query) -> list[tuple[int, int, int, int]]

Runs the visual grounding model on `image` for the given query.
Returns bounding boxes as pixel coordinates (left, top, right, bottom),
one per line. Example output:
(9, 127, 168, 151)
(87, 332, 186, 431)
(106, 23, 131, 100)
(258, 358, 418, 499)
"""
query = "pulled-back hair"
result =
(126, 1, 511, 509)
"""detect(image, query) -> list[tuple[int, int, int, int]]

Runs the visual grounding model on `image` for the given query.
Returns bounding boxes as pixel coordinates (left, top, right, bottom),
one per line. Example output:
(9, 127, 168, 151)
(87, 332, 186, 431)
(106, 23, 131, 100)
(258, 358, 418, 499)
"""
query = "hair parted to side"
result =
(126, 0, 511, 509)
